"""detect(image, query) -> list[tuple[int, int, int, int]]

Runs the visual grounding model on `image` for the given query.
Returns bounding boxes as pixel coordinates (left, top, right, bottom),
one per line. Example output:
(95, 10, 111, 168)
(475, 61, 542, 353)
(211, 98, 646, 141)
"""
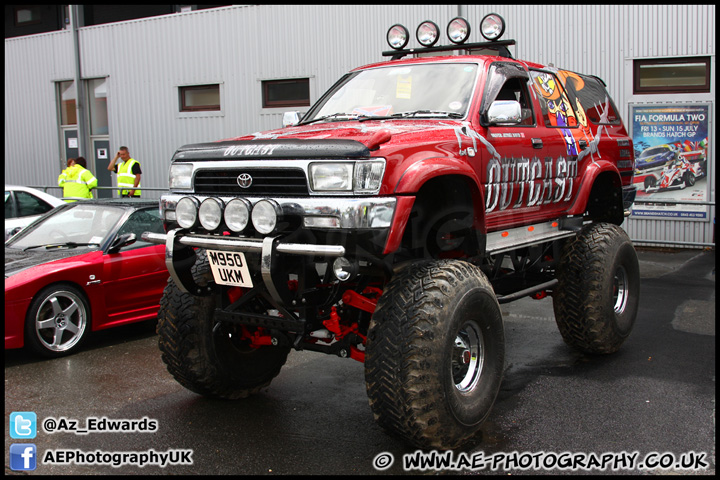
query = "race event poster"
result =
(629, 104, 710, 220)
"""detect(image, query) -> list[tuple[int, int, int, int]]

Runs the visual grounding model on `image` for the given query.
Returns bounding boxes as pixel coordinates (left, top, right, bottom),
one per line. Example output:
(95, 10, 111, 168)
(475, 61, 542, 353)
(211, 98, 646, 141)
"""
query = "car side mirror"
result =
(6, 226, 23, 241)
(486, 100, 522, 125)
(108, 232, 136, 253)
(282, 111, 301, 127)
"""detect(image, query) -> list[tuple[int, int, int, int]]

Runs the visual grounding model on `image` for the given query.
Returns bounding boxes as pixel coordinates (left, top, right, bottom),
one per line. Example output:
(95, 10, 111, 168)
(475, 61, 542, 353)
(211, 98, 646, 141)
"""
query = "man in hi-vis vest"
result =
(108, 146, 142, 197)
(58, 156, 97, 202)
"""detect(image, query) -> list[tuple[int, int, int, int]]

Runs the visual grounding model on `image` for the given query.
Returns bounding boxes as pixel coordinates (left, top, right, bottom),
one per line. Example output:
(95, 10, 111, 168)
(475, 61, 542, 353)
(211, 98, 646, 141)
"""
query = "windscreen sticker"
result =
(396, 76, 412, 99)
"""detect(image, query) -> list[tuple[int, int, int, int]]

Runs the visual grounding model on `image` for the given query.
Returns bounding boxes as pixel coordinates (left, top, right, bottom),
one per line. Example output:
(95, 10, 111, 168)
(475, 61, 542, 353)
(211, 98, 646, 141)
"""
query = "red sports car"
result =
(5, 198, 169, 357)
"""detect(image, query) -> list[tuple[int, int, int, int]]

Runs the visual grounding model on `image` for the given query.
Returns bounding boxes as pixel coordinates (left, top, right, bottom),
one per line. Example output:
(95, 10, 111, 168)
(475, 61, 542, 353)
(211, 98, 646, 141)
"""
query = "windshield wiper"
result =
(300, 113, 362, 125)
(358, 110, 464, 121)
(23, 242, 100, 252)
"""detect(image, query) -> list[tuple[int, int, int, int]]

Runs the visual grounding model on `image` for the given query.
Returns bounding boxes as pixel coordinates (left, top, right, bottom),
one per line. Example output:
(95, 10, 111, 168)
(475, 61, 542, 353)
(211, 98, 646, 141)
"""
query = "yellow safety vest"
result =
(117, 158, 141, 196)
(58, 164, 97, 202)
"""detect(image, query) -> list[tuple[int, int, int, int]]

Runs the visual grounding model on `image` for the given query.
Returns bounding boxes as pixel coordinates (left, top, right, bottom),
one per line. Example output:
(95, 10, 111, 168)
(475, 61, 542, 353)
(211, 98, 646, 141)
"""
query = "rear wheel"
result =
(683, 171, 696, 187)
(553, 223, 639, 354)
(644, 176, 656, 191)
(365, 259, 505, 449)
(157, 251, 290, 399)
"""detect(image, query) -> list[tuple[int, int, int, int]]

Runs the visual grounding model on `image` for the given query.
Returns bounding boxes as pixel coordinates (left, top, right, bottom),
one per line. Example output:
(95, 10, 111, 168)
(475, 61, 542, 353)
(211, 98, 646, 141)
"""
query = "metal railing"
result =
(29, 185, 168, 194)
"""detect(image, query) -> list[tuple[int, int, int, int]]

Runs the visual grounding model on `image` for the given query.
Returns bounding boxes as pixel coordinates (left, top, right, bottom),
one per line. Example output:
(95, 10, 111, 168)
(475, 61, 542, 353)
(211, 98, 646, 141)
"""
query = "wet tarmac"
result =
(5, 248, 715, 475)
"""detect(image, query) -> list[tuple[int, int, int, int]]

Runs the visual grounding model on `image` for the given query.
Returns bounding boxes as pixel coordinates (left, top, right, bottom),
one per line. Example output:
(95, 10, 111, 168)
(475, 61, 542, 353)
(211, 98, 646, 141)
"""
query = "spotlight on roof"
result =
(480, 13, 506, 41)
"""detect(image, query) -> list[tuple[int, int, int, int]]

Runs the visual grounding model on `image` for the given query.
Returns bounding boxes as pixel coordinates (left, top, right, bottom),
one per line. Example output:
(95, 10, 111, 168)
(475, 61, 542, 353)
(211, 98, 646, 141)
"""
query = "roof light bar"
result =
(382, 15, 514, 59)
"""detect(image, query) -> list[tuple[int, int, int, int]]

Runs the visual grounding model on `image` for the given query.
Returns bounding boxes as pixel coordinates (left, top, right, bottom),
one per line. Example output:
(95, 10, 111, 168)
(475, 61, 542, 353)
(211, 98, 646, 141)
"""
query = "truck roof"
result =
(352, 54, 547, 74)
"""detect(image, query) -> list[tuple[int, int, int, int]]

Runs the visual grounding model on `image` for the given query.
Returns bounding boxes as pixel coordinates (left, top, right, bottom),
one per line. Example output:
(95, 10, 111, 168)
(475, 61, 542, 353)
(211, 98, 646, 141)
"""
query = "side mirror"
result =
(486, 100, 522, 125)
(6, 226, 23, 241)
(282, 111, 301, 127)
(108, 232, 136, 253)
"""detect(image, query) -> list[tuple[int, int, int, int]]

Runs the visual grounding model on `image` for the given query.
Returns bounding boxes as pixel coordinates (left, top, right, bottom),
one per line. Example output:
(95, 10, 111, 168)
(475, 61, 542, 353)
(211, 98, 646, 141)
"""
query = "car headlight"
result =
(480, 13, 506, 41)
(169, 163, 193, 190)
(309, 160, 385, 194)
(251, 199, 281, 235)
(447, 17, 471, 44)
(199, 198, 223, 231)
(224, 198, 252, 233)
(386, 24, 409, 50)
(309, 163, 354, 191)
(176, 196, 199, 229)
(416, 21, 440, 47)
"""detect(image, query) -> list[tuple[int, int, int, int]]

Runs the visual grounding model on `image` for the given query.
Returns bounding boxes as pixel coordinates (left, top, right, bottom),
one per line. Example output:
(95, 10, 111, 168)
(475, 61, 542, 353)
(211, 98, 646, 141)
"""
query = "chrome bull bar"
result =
(142, 230, 345, 304)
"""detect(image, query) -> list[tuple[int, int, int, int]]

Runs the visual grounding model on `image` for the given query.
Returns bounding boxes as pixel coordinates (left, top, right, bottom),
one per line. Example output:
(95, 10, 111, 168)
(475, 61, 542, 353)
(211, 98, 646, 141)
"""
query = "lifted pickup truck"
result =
(144, 14, 639, 449)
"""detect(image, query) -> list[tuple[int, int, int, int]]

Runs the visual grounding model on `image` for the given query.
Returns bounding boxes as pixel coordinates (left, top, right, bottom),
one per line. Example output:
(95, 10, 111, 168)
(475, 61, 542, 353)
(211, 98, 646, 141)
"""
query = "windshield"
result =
(304, 63, 479, 122)
(8, 204, 126, 250)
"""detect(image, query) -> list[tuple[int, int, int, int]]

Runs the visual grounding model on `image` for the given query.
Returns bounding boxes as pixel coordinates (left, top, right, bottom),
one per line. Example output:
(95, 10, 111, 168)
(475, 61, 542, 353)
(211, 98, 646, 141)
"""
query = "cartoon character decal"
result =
(531, 71, 579, 156)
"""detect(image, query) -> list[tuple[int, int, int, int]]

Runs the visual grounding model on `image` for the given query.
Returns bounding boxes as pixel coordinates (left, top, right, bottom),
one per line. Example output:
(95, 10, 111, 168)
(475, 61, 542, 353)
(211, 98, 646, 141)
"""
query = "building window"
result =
(179, 84, 221, 112)
(262, 78, 310, 108)
(58, 81, 77, 126)
(14, 6, 42, 26)
(88, 78, 109, 135)
(633, 57, 711, 94)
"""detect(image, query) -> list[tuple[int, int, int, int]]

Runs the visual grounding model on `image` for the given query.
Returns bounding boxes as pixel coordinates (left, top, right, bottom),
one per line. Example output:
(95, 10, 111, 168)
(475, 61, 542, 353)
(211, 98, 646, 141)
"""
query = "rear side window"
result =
(557, 71, 621, 125)
(528, 70, 578, 128)
(15, 191, 55, 218)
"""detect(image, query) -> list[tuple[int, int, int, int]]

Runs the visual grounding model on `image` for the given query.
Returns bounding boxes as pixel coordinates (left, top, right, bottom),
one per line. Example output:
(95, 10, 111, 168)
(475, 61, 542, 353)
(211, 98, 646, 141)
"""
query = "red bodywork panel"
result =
(5, 244, 167, 349)
(223, 54, 632, 252)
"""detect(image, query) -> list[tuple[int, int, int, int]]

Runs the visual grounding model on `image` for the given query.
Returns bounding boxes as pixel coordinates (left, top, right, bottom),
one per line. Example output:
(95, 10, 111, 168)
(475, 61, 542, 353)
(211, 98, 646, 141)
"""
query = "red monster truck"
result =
(144, 15, 639, 449)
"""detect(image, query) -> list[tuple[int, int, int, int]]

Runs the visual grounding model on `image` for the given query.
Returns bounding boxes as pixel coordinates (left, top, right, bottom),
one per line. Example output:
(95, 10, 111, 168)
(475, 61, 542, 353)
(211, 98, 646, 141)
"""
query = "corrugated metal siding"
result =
(4, 5, 716, 246)
(5, 30, 76, 187)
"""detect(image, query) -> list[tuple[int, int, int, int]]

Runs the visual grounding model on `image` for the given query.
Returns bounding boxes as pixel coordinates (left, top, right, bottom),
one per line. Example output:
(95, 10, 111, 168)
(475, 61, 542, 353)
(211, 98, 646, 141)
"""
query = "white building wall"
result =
(4, 4, 716, 246)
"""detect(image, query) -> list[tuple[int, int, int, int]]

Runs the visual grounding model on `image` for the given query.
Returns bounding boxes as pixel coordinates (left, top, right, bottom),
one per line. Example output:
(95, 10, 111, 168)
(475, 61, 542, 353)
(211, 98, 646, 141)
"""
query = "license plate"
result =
(207, 250, 254, 288)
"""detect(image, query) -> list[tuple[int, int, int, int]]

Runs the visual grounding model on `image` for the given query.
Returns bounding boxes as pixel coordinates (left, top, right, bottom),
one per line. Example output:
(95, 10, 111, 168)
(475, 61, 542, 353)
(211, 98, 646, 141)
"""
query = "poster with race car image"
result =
(629, 104, 710, 220)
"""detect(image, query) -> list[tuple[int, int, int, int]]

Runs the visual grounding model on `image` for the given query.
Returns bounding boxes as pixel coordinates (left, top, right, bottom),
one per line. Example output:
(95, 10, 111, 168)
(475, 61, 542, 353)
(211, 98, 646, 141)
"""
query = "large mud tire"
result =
(553, 222, 640, 354)
(157, 251, 290, 399)
(365, 260, 505, 449)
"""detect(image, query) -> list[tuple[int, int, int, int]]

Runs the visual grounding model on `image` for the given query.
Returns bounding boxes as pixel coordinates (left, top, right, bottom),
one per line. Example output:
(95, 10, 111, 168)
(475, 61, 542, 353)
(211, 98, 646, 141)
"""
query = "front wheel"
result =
(25, 283, 90, 357)
(365, 260, 505, 449)
(157, 251, 290, 399)
(553, 222, 640, 354)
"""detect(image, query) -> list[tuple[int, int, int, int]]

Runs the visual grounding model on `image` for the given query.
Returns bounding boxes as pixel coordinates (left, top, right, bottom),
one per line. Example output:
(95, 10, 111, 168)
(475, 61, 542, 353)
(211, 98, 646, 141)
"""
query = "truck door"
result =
(479, 63, 580, 230)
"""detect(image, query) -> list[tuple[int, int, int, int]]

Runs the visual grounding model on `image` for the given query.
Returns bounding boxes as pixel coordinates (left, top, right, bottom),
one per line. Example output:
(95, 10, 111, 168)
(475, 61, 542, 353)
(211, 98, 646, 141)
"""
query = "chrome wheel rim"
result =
(612, 265, 629, 315)
(452, 320, 484, 392)
(35, 290, 87, 352)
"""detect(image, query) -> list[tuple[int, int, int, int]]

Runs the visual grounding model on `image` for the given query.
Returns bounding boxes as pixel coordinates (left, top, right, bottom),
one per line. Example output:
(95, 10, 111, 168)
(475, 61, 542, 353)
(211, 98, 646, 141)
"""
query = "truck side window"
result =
(558, 72, 621, 125)
(493, 78, 534, 125)
(529, 70, 578, 129)
(481, 62, 534, 126)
